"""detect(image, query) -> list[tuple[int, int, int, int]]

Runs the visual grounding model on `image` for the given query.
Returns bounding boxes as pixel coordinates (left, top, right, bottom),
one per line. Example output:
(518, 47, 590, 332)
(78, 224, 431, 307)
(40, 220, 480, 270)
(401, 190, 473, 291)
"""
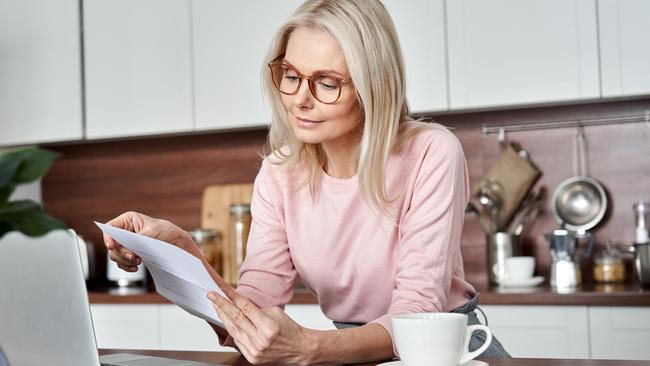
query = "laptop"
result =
(0, 230, 222, 366)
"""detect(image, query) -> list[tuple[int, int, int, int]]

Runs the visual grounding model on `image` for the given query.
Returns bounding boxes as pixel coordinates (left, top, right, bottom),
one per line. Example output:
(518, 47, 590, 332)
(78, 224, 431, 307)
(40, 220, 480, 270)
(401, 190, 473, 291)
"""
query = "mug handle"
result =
(458, 324, 493, 365)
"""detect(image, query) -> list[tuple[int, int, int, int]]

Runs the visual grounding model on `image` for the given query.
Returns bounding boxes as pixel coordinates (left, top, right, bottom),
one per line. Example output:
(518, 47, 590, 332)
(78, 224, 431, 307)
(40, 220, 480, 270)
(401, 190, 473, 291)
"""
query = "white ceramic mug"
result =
(505, 256, 535, 280)
(392, 313, 492, 366)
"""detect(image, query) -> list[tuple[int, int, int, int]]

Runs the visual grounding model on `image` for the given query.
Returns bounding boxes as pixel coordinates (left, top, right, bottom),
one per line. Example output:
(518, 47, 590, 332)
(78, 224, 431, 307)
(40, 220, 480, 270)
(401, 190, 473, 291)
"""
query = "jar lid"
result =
(595, 250, 622, 264)
(188, 228, 220, 242)
(229, 203, 251, 214)
(595, 256, 622, 265)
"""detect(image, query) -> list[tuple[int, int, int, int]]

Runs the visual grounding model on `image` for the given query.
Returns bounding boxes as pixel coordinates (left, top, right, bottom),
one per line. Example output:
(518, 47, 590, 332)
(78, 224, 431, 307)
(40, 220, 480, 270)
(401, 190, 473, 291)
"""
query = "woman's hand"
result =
(207, 283, 319, 365)
(103, 211, 201, 272)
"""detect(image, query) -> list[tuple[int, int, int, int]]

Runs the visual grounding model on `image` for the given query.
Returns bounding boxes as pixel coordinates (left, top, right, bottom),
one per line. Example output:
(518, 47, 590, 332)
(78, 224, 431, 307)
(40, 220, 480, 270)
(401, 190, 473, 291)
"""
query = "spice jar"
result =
(593, 247, 625, 283)
(188, 229, 222, 276)
(223, 204, 252, 285)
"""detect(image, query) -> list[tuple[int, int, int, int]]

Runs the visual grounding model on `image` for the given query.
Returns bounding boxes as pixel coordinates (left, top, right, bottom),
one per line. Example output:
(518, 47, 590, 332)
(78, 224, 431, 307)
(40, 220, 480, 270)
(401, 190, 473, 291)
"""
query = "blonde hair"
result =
(263, 0, 434, 215)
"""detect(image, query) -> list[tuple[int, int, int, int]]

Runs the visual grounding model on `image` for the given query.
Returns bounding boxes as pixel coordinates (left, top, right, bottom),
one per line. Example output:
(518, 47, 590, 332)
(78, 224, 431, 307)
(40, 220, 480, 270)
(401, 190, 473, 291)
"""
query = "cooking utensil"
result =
(472, 143, 541, 231)
(476, 180, 504, 234)
(486, 232, 522, 285)
(633, 243, 650, 286)
(551, 128, 607, 231)
(467, 202, 496, 234)
(513, 187, 546, 237)
(545, 229, 594, 288)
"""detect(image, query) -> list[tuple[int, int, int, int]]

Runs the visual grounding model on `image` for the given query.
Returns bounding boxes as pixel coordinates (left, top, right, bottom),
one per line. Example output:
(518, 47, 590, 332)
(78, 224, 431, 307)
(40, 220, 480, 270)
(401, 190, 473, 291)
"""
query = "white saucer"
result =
(498, 276, 544, 288)
(377, 360, 488, 366)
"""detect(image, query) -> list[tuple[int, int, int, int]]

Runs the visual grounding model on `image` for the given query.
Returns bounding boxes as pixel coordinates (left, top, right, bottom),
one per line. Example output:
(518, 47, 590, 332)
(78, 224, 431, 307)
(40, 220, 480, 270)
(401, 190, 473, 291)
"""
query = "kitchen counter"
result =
(99, 349, 650, 366)
(88, 282, 650, 306)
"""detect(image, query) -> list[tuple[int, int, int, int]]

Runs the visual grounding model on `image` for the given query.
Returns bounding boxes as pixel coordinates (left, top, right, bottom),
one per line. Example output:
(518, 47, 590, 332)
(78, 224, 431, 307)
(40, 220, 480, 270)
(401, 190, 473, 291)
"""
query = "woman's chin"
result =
(291, 125, 327, 145)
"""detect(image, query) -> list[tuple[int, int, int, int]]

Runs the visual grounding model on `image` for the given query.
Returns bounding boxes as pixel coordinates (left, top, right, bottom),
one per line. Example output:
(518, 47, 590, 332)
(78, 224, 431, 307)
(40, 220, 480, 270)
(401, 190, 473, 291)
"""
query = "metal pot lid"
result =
(551, 176, 607, 231)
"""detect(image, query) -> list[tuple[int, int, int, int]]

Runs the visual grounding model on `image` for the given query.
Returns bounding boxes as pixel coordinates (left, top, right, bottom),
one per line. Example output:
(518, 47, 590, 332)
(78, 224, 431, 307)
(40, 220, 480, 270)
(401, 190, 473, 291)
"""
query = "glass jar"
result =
(224, 204, 252, 285)
(188, 228, 222, 276)
(593, 251, 625, 283)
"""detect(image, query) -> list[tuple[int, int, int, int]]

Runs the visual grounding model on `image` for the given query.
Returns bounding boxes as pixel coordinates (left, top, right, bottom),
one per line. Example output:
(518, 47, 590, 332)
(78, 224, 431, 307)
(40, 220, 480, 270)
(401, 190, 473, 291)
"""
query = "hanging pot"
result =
(551, 127, 607, 232)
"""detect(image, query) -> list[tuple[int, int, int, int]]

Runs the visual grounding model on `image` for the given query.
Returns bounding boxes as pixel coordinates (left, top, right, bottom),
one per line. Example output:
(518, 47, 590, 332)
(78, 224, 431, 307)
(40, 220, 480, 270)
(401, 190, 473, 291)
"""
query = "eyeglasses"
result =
(268, 55, 353, 104)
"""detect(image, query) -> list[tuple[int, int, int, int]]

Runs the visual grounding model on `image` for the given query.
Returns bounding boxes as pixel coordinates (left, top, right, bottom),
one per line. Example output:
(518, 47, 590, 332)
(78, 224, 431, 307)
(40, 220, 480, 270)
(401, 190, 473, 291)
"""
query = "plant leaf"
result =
(12, 148, 60, 184)
(0, 152, 23, 189)
(0, 200, 66, 238)
(0, 185, 15, 204)
(0, 199, 42, 213)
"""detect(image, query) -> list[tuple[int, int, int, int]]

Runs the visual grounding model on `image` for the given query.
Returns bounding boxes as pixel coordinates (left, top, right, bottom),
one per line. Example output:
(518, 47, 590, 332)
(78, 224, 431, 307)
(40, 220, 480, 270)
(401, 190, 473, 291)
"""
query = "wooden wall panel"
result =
(435, 98, 650, 284)
(42, 98, 650, 285)
(42, 130, 268, 278)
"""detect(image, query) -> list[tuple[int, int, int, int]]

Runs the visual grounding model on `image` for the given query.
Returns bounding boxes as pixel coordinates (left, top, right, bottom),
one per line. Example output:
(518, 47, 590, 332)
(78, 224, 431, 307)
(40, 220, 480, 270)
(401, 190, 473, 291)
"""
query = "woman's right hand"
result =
(103, 211, 201, 272)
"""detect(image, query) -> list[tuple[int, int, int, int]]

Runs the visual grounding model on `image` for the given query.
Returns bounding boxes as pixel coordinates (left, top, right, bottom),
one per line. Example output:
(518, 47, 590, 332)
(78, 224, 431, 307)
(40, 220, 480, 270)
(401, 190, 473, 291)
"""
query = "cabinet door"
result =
(383, 0, 447, 113)
(589, 307, 650, 360)
(0, 0, 83, 146)
(90, 304, 159, 349)
(284, 304, 335, 331)
(598, 0, 650, 97)
(159, 304, 235, 351)
(84, 0, 193, 139)
(193, 0, 302, 131)
(447, 0, 600, 110)
(480, 305, 590, 359)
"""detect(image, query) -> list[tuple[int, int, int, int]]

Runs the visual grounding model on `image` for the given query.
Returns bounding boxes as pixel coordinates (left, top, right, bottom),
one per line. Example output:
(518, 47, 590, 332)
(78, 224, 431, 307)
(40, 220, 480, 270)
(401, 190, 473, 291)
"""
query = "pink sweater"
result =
(235, 126, 476, 344)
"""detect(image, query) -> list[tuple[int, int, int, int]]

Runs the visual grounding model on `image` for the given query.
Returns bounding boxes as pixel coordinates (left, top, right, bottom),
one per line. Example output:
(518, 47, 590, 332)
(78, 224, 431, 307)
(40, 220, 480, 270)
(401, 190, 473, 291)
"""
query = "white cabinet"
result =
(0, 0, 83, 146)
(480, 305, 590, 359)
(91, 303, 331, 351)
(598, 0, 650, 97)
(589, 307, 650, 360)
(383, 0, 448, 113)
(446, 0, 600, 110)
(284, 304, 335, 331)
(83, 0, 194, 139)
(90, 304, 159, 349)
(192, 0, 302, 131)
(159, 304, 234, 352)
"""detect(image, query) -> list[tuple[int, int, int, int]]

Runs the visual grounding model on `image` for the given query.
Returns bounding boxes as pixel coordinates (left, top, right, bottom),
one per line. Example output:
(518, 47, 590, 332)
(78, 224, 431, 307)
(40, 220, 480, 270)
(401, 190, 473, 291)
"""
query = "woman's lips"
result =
(295, 116, 324, 126)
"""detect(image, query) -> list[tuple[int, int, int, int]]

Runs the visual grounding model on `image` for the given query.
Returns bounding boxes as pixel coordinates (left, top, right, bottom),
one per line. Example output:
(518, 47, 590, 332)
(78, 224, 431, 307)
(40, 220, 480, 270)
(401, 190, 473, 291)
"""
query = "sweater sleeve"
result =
(218, 159, 297, 348)
(235, 159, 297, 308)
(369, 131, 470, 354)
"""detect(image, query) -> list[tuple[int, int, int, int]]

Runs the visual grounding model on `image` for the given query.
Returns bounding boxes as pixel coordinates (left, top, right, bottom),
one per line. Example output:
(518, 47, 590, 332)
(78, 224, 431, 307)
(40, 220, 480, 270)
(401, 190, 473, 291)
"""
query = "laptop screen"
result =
(0, 230, 101, 366)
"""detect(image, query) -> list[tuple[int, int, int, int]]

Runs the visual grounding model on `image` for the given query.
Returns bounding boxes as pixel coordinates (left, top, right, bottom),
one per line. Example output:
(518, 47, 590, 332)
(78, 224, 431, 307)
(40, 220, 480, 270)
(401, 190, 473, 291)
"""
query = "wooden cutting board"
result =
(201, 183, 254, 242)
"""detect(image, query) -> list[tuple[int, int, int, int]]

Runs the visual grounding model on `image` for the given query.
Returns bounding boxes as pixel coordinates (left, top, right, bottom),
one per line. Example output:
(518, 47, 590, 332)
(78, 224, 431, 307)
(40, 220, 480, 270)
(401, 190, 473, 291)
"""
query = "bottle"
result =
(224, 204, 251, 285)
(634, 201, 650, 244)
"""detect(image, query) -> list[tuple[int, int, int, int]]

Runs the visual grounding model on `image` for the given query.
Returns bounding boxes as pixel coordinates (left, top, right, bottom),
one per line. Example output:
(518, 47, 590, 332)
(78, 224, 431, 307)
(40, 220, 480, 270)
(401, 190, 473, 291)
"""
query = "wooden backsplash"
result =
(42, 98, 650, 286)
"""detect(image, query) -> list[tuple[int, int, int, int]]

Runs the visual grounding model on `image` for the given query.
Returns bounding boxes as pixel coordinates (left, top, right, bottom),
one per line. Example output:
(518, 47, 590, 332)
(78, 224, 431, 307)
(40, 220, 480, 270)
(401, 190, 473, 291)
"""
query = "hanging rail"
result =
(482, 110, 650, 138)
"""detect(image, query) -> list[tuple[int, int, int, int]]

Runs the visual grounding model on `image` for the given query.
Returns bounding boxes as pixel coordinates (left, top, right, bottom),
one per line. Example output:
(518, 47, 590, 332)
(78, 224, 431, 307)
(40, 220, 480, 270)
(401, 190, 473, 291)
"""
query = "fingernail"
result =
(207, 292, 217, 301)
(125, 253, 133, 261)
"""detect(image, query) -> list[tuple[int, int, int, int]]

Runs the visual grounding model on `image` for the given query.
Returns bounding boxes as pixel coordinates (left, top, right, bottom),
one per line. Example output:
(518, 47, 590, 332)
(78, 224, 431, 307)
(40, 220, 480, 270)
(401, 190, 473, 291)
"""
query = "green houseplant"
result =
(0, 146, 66, 239)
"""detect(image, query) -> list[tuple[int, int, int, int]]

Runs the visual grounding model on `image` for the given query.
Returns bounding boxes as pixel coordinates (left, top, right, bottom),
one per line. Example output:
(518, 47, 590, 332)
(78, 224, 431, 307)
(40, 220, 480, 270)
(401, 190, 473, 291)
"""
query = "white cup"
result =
(392, 313, 492, 366)
(505, 256, 535, 280)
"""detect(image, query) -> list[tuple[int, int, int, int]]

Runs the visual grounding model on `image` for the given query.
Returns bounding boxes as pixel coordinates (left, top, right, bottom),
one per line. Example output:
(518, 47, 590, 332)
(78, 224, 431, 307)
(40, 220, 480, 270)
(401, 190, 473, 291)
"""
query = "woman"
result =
(104, 0, 509, 364)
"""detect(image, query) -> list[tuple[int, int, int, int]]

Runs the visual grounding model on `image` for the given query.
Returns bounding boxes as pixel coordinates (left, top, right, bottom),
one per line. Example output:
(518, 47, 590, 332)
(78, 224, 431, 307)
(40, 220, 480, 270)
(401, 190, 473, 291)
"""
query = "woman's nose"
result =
(294, 80, 314, 109)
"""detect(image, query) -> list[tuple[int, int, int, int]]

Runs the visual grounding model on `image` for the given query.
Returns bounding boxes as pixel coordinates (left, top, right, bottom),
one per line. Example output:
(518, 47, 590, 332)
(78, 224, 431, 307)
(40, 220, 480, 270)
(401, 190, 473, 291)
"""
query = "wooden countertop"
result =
(99, 349, 650, 366)
(89, 282, 650, 306)
(88, 286, 317, 305)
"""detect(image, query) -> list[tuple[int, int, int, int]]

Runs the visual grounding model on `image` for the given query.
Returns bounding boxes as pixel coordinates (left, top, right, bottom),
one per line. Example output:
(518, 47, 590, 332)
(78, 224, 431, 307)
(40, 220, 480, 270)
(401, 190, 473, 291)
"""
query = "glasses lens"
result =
(269, 63, 343, 104)
(311, 74, 341, 104)
(270, 63, 300, 95)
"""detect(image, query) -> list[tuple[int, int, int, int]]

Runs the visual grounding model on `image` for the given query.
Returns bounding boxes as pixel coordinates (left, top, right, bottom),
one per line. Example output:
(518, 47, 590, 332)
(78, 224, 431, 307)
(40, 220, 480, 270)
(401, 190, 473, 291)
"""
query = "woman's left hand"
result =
(207, 284, 318, 365)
